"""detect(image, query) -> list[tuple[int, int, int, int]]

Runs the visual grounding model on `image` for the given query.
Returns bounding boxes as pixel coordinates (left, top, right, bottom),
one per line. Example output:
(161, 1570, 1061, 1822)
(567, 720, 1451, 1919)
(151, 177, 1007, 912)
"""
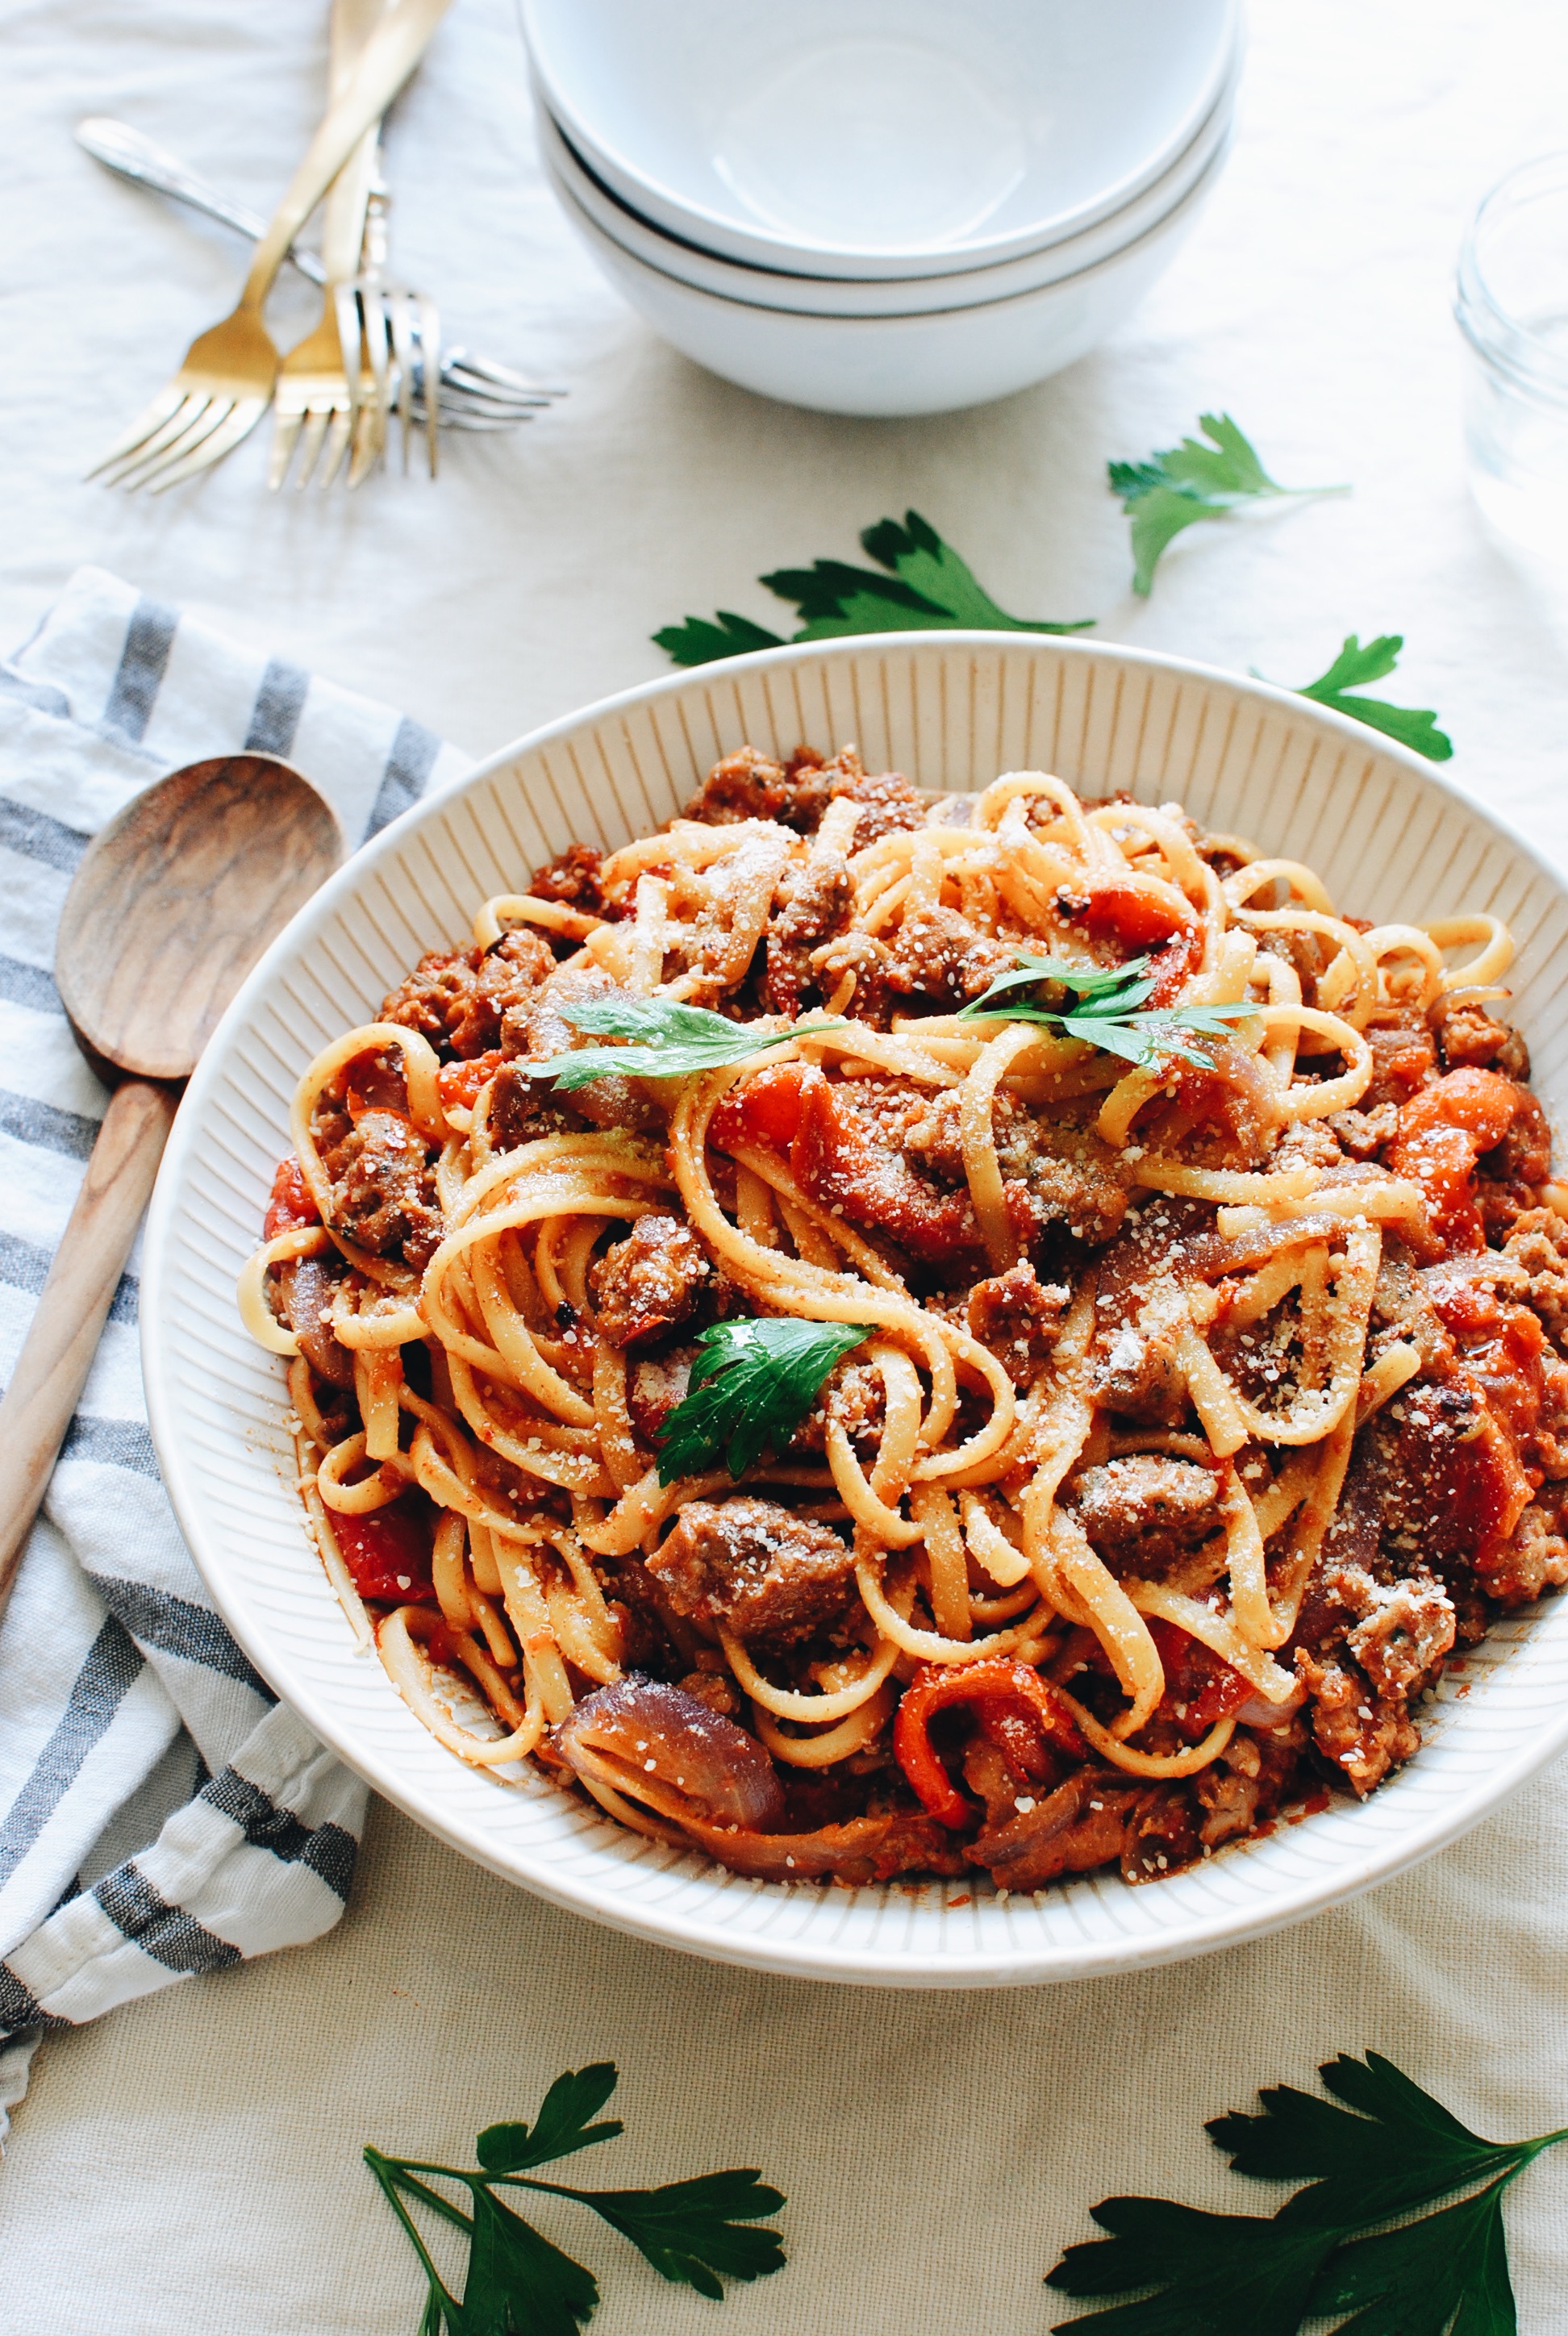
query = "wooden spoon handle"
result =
(0, 1079, 179, 1621)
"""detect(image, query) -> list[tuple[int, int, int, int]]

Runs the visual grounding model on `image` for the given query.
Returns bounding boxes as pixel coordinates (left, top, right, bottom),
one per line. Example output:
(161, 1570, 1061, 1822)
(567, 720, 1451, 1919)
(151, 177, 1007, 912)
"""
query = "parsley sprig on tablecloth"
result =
(1283, 631, 1455, 761)
(654, 508, 1091, 667)
(366, 2063, 786, 2334)
(1108, 411, 1347, 594)
(651, 428, 1453, 759)
(1046, 2049, 1567, 2334)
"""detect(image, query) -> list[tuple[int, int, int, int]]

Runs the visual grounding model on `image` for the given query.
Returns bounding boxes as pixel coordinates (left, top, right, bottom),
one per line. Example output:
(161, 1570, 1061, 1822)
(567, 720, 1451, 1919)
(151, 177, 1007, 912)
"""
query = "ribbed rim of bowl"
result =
(142, 631, 1568, 1986)
(548, 118, 1232, 327)
(521, 0, 1245, 280)
(536, 65, 1238, 317)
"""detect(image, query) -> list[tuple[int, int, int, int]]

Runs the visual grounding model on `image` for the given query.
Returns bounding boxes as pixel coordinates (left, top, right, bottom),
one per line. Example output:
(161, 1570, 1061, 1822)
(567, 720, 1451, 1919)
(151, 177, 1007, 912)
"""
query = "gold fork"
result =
(88, 0, 455, 494)
(269, 0, 387, 491)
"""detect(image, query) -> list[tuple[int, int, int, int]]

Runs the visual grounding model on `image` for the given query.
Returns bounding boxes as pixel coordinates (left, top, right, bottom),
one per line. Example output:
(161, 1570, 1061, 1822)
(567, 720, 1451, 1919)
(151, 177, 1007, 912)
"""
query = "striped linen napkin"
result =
(0, 567, 472, 2140)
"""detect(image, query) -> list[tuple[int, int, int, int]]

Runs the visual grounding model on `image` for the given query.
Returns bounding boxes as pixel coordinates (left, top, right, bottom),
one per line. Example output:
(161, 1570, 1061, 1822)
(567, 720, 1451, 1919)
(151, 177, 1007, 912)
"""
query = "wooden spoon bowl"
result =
(0, 753, 342, 1616)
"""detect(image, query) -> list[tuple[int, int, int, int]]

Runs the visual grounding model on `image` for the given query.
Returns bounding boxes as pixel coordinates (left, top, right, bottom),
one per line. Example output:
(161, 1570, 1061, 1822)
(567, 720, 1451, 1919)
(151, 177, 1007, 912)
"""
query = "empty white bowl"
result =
(521, 0, 1241, 278)
(536, 60, 1237, 319)
(144, 630, 1568, 1987)
(546, 122, 1230, 415)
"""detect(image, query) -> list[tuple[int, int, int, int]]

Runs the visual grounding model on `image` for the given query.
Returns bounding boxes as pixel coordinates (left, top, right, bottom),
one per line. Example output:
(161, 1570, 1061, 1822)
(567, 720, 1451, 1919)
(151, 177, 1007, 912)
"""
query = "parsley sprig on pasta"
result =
(656, 1318, 875, 1484)
(530, 998, 849, 1088)
(960, 949, 1255, 1069)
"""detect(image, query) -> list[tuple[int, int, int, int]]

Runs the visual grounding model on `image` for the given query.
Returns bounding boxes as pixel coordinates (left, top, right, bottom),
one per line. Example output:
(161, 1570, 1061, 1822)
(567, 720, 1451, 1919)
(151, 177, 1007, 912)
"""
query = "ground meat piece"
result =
(1477, 1177, 1541, 1245)
(528, 843, 605, 914)
(792, 1358, 886, 1455)
(900, 1091, 1128, 1251)
(1328, 1101, 1402, 1160)
(1070, 1455, 1223, 1570)
(966, 1768, 1139, 1889)
(1478, 1085, 1550, 1185)
(884, 905, 1016, 1008)
(381, 931, 557, 1061)
(1435, 1000, 1530, 1079)
(1088, 1316, 1188, 1426)
(590, 1216, 711, 1349)
(486, 1059, 550, 1152)
(762, 853, 852, 1015)
(379, 949, 475, 1050)
(1120, 1785, 1202, 1883)
(683, 743, 895, 836)
(1342, 1575, 1455, 1697)
(1255, 927, 1327, 995)
(1195, 1758, 1261, 1847)
(648, 1496, 857, 1650)
(1295, 1650, 1420, 1794)
(1360, 1004, 1438, 1111)
(966, 1262, 1070, 1387)
(503, 966, 665, 1134)
(836, 765, 927, 848)
(684, 745, 793, 826)
(320, 1109, 441, 1269)
(1503, 1210, 1568, 1343)
(676, 1669, 743, 1719)
(1484, 1500, 1568, 1604)
(1528, 1352, 1568, 1479)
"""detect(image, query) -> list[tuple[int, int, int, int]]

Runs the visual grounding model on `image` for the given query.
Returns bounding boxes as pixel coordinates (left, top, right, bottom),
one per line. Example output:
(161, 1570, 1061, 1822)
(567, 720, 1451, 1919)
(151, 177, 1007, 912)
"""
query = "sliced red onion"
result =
(552, 1675, 786, 1831)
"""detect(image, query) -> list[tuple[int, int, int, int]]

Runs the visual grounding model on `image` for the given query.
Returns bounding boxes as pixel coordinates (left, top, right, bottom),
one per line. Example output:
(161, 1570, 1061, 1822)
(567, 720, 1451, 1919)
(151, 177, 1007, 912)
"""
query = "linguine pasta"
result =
(240, 742, 1568, 1892)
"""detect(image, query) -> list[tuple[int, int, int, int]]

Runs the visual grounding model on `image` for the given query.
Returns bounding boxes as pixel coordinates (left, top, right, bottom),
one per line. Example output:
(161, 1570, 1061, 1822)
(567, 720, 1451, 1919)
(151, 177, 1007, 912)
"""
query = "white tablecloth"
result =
(6, 2, 1568, 2327)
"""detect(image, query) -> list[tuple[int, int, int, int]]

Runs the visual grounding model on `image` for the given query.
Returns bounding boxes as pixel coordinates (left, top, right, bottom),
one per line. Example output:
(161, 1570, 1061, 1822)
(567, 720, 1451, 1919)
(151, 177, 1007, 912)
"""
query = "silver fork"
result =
(76, 117, 564, 431)
(349, 166, 442, 475)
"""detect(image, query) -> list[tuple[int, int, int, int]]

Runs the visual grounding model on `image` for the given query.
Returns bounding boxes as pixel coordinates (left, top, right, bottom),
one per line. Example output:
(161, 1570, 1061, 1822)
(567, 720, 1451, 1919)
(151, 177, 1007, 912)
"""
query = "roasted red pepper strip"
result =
(894, 1658, 1086, 1828)
(328, 1493, 438, 1603)
(1147, 1620, 1253, 1743)
(264, 1153, 320, 1237)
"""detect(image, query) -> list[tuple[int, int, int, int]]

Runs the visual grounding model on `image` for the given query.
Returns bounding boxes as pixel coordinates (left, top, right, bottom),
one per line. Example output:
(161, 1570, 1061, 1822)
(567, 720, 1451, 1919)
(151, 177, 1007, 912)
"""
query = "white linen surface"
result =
(3, 0, 1568, 2329)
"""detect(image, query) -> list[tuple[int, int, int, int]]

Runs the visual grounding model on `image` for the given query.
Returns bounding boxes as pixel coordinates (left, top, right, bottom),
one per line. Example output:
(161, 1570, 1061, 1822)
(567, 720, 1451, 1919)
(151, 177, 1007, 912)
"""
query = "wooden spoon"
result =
(0, 753, 343, 1617)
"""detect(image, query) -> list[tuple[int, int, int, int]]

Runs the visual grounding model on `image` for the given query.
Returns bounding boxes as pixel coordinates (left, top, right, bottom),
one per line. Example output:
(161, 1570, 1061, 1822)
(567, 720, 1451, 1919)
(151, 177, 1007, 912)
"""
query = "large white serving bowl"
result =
(521, 0, 1241, 278)
(144, 632, 1568, 1989)
(535, 57, 1238, 321)
(546, 127, 1229, 416)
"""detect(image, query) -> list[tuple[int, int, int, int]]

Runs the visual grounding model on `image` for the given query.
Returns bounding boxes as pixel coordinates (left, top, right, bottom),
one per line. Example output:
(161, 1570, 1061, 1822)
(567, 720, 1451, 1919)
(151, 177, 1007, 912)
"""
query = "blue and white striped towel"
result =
(0, 567, 473, 2141)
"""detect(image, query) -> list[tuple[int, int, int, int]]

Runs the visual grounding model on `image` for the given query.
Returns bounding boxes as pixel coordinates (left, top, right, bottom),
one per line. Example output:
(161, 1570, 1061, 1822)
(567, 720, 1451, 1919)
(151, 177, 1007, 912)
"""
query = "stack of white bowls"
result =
(523, 0, 1244, 418)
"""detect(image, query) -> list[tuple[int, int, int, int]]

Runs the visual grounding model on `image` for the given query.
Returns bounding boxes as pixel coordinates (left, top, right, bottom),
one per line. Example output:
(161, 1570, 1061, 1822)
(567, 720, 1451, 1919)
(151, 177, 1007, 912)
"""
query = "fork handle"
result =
(240, 0, 457, 314)
(0, 1080, 177, 1625)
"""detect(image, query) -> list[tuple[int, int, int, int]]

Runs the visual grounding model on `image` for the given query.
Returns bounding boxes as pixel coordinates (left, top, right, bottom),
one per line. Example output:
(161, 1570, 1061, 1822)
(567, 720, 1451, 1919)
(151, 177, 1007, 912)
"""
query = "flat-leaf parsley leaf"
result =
(529, 998, 848, 1088)
(959, 949, 1254, 1070)
(655, 510, 1091, 667)
(656, 1317, 875, 1484)
(365, 2063, 786, 2335)
(1108, 411, 1346, 595)
(1045, 2049, 1568, 2335)
(1286, 632, 1453, 762)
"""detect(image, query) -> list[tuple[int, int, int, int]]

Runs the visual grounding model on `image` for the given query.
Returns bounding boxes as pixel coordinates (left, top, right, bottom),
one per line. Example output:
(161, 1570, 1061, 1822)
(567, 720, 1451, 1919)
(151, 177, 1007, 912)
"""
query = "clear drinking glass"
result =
(1457, 152, 1568, 553)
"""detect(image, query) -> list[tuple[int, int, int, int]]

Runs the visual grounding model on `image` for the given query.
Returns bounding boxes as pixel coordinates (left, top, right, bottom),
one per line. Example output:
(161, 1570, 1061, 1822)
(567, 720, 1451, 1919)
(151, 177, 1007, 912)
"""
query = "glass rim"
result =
(1454, 282, 1568, 411)
(1457, 148, 1568, 394)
